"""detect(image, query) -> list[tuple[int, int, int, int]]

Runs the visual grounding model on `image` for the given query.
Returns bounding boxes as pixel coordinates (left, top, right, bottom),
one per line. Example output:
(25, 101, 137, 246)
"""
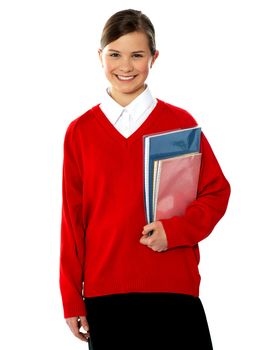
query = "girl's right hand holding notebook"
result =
(140, 221, 168, 252)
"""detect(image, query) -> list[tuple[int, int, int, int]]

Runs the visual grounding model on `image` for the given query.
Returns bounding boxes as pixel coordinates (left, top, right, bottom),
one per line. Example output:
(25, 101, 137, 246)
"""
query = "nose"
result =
(119, 57, 133, 72)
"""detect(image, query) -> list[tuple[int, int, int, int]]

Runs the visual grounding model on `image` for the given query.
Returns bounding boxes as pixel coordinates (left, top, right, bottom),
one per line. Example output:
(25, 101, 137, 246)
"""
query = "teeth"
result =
(117, 75, 135, 81)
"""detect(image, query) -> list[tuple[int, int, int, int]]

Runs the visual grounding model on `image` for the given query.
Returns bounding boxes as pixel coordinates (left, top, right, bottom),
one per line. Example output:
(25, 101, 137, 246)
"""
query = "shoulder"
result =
(65, 104, 100, 138)
(157, 99, 198, 127)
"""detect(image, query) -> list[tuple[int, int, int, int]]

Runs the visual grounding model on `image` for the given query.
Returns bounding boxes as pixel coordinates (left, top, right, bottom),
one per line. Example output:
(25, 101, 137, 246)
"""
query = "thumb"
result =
(79, 316, 89, 332)
(142, 222, 154, 235)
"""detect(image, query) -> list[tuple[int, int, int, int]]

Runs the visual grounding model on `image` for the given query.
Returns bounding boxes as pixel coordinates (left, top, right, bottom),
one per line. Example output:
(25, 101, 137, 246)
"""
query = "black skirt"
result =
(85, 293, 213, 350)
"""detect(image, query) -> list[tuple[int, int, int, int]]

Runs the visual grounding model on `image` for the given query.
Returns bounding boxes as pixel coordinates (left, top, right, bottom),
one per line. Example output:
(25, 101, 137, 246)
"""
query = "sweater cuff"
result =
(160, 216, 192, 249)
(63, 299, 87, 319)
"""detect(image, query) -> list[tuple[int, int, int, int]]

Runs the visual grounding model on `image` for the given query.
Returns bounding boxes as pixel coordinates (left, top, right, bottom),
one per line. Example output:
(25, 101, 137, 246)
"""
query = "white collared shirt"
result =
(99, 86, 157, 138)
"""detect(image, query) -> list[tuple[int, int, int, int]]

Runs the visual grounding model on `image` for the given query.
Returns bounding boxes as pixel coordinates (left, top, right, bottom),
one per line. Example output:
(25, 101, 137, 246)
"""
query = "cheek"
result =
(103, 60, 115, 74)
(139, 65, 150, 76)
(136, 60, 151, 74)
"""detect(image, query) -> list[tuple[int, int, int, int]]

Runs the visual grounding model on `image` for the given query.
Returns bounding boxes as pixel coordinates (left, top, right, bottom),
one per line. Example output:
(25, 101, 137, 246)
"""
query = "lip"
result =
(115, 74, 137, 81)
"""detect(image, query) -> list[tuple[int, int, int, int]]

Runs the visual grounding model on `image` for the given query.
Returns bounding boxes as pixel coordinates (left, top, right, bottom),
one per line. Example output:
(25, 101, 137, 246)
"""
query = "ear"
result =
(150, 50, 159, 68)
(98, 48, 103, 66)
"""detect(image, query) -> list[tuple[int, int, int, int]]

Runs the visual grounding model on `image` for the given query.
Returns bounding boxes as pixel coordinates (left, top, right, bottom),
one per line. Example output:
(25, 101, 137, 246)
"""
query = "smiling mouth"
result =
(115, 75, 137, 81)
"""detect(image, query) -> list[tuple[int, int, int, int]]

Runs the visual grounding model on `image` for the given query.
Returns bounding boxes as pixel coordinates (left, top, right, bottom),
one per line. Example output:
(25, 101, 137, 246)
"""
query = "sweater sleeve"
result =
(59, 121, 86, 318)
(160, 132, 231, 248)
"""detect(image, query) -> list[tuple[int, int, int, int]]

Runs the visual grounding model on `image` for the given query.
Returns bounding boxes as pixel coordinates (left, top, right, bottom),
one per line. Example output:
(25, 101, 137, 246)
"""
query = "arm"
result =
(141, 133, 230, 249)
(59, 121, 87, 318)
(161, 132, 230, 248)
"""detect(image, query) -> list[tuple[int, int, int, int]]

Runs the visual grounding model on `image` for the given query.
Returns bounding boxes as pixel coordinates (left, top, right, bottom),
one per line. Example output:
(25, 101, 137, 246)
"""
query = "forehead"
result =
(106, 32, 150, 52)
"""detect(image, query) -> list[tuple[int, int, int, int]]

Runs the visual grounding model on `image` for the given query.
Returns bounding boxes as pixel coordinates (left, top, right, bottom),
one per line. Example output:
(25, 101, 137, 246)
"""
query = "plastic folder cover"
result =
(153, 153, 202, 221)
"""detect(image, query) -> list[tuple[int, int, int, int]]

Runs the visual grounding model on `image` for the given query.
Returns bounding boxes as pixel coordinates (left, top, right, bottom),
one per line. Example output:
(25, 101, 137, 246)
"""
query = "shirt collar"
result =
(100, 86, 156, 125)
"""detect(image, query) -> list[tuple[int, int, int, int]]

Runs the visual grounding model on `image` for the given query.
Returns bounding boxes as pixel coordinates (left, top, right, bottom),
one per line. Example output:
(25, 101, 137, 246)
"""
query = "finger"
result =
(76, 331, 89, 342)
(140, 234, 155, 247)
(142, 228, 154, 236)
(140, 235, 148, 245)
(79, 316, 90, 340)
(66, 317, 89, 342)
(142, 223, 155, 234)
(140, 234, 153, 246)
(66, 317, 78, 334)
(74, 326, 89, 342)
(79, 316, 90, 332)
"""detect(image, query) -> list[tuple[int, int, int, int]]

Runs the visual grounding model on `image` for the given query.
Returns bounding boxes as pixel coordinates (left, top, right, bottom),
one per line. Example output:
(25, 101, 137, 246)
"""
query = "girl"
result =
(60, 9, 230, 350)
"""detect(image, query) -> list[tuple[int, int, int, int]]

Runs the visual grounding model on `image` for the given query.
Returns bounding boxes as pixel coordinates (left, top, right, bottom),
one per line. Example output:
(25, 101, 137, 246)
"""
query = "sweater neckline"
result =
(92, 99, 165, 144)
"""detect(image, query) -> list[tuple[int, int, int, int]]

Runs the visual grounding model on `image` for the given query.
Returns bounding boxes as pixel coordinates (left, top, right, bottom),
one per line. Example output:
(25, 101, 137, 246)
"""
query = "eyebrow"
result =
(108, 49, 146, 54)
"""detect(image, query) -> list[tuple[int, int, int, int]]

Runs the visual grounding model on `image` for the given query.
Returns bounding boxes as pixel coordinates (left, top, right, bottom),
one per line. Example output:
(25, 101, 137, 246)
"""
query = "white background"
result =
(0, 0, 271, 349)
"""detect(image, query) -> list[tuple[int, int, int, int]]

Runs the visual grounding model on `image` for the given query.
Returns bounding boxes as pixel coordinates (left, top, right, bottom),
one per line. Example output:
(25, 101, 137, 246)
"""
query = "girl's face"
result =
(99, 31, 159, 106)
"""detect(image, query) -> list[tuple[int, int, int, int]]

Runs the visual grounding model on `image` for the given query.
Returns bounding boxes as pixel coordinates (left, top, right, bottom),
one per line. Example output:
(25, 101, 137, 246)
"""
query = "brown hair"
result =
(100, 9, 156, 56)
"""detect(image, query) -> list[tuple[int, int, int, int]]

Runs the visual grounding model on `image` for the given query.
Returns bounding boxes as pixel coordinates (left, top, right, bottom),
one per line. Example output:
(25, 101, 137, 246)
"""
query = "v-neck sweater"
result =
(99, 86, 157, 137)
(60, 99, 231, 318)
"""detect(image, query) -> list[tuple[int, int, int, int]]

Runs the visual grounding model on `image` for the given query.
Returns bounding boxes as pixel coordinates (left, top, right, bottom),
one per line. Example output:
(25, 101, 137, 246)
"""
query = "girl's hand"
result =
(65, 316, 90, 342)
(140, 221, 168, 252)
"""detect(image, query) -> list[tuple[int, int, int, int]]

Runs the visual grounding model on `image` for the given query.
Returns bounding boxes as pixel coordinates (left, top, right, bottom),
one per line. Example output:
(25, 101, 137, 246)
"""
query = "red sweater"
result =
(60, 99, 231, 318)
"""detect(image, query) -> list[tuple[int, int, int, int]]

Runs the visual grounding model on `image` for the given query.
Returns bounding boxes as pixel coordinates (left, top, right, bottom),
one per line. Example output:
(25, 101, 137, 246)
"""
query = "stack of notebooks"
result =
(143, 126, 202, 223)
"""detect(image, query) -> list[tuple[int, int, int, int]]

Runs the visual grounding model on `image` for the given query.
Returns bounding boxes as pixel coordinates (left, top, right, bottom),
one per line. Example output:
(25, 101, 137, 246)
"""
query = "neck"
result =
(109, 85, 146, 107)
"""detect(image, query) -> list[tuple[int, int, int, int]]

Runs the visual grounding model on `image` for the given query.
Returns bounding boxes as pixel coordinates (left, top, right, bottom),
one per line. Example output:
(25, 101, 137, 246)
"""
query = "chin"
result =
(117, 84, 145, 95)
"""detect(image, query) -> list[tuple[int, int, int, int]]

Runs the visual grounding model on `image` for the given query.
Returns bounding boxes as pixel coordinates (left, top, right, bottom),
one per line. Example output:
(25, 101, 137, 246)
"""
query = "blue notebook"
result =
(143, 126, 201, 223)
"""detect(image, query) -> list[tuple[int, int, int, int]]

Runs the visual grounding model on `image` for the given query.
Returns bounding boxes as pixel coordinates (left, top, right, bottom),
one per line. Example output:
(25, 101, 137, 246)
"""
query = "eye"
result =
(109, 52, 120, 58)
(132, 53, 144, 58)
